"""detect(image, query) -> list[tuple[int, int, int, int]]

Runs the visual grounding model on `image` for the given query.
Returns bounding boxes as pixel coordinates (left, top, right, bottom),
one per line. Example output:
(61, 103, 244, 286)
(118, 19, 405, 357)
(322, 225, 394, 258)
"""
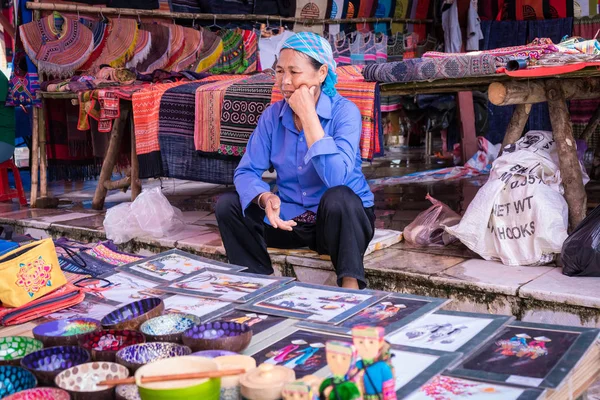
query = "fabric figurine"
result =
(351, 326, 397, 400)
(283, 380, 319, 400)
(319, 341, 362, 400)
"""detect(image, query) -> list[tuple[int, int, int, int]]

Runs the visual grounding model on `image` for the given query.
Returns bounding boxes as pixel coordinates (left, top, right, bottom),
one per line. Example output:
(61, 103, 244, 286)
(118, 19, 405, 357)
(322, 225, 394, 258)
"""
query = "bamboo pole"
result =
(30, 108, 39, 208)
(26, 2, 431, 25)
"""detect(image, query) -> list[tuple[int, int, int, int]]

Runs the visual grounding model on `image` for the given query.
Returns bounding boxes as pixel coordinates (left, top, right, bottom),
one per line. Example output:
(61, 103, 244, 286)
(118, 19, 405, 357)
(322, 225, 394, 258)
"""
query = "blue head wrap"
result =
(280, 32, 338, 97)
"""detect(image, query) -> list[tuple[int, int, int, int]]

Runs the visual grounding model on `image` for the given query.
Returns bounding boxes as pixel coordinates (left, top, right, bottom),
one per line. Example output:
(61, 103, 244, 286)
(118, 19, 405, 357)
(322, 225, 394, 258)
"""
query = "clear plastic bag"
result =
(103, 187, 185, 244)
(403, 194, 461, 246)
(562, 205, 600, 277)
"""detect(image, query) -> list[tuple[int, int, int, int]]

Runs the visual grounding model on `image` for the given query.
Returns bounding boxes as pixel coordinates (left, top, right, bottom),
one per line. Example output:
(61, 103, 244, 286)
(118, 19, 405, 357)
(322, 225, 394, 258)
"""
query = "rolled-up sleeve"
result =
(234, 107, 274, 214)
(304, 101, 362, 187)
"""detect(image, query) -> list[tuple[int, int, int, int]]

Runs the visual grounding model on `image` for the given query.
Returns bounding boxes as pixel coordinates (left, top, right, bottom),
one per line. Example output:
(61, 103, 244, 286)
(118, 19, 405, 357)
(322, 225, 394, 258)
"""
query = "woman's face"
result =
(276, 49, 327, 101)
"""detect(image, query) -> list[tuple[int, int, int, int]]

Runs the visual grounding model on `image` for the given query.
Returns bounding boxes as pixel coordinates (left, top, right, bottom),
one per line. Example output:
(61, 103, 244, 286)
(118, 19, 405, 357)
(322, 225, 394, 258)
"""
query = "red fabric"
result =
(505, 63, 600, 77)
(545, 0, 572, 18)
(2, 6, 13, 63)
(516, 0, 544, 19)
(413, 0, 431, 41)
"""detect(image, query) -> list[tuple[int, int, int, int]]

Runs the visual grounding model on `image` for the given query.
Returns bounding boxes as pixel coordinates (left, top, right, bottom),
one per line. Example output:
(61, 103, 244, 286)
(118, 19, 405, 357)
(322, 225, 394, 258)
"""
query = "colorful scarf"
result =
(138, 23, 171, 73)
(172, 27, 203, 72)
(163, 24, 186, 70)
(89, 18, 139, 71)
(19, 12, 94, 77)
(194, 76, 246, 152)
(193, 28, 223, 73)
(78, 17, 109, 71)
(126, 29, 153, 70)
(210, 29, 248, 74)
(219, 75, 275, 157)
(281, 31, 338, 97)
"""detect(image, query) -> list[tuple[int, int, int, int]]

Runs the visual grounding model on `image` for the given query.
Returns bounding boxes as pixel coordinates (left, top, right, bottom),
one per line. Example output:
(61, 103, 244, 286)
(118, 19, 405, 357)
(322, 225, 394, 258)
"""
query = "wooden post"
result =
(545, 79, 587, 230)
(500, 103, 532, 153)
(456, 91, 478, 163)
(92, 103, 127, 210)
(30, 107, 39, 208)
(38, 99, 47, 198)
(130, 111, 141, 200)
(489, 78, 600, 106)
(582, 102, 600, 143)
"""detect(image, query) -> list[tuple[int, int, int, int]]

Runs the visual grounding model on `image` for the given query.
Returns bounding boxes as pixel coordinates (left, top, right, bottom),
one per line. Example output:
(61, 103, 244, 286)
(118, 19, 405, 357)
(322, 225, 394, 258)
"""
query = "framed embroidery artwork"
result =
(404, 375, 544, 400)
(87, 272, 162, 307)
(386, 310, 512, 356)
(239, 282, 387, 324)
(297, 293, 448, 334)
(156, 268, 294, 303)
(449, 321, 600, 389)
(117, 249, 245, 283)
(162, 294, 236, 321)
(42, 294, 116, 322)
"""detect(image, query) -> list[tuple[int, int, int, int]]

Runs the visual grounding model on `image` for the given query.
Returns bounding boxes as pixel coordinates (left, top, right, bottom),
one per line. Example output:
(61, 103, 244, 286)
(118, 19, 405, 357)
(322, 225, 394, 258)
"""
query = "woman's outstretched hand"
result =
(261, 193, 297, 231)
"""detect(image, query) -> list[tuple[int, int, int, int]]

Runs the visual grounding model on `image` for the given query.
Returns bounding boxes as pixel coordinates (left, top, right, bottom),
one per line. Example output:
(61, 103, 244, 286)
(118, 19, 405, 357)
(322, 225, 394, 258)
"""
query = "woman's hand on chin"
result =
(263, 193, 297, 231)
(287, 85, 318, 120)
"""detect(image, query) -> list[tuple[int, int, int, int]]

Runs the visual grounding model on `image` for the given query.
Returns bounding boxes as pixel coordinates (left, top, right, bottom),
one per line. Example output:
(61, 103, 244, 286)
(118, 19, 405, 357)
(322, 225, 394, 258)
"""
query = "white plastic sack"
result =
(104, 187, 185, 244)
(446, 131, 571, 266)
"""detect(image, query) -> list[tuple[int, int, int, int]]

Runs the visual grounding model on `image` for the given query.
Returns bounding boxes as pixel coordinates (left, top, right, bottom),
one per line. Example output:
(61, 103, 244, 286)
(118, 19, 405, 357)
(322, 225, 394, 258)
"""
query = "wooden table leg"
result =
(546, 79, 587, 230)
(92, 103, 127, 210)
(30, 107, 39, 208)
(501, 103, 531, 154)
(130, 111, 141, 201)
(456, 91, 478, 163)
(38, 99, 47, 198)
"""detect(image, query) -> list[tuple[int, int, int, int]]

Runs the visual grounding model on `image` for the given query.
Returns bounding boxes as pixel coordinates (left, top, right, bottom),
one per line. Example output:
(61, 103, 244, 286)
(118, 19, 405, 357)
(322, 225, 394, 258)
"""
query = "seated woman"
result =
(216, 32, 374, 289)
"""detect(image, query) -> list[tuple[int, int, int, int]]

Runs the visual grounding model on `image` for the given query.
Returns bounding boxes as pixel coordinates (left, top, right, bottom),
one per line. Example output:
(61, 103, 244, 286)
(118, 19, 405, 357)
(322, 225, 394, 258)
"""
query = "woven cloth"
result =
(194, 76, 246, 152)
(193, 28, 223, 73)
(126, 29, 153, 70)
(89, 18, 139, 71)
(163, 24, 186, 70)
(210, 29, 248, 74)
(242, 29, 259, 73)
(78, 17, 109, 71)
(19, 12, 94, 77)
(362, 54, 497, 83)
(84, 242, 143, 266)
(138, 23, 171, 73)
(172, 27, 203, 72)
(218, 75, 275, 157)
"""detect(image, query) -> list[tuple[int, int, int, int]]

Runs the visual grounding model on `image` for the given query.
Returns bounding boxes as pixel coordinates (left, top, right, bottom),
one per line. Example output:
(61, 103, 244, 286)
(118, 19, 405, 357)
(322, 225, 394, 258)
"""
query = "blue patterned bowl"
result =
(140, 314, 201, 343)
(116, 342, 192, 374)
(0, 366, 37, 398)
(182, 321, 252, 353)
(32, 318, 101, 347)
(0, 336, 43, 366)
(101, 298, 164, 331)
(21, 345, 91, 386)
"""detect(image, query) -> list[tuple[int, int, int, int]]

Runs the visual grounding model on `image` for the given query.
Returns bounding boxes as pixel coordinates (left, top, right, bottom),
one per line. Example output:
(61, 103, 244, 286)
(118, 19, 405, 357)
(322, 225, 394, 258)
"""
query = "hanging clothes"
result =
(330, 32, 351, 66)
(108, 0, 159, 8)
(137, 23, 170, 73)
(374, 0, 395, 33)
(391, 0, 409, 33)
(412, 0, 431, 41)
(172, 27, 203, 72)
(88, 18, 139, 71)
(329, 0, 349, 35)
(169, 0, 202, 13)
(126, 30, 153, 70)
(545, 0, 574, 18)
(210, 29, 247, 74)
(258, 30, 294, 70)
(294, 0, 330, 35)
(442, 0, 462, 53)
(387, 32, 404, 62)
(193, 29, 223, 73)
(350, 31, 377, 65)
(466, 0, 484, 50)
(375, 33, 387, 63)
(575, 0, 590, 17)
(526, 18, 573, 43)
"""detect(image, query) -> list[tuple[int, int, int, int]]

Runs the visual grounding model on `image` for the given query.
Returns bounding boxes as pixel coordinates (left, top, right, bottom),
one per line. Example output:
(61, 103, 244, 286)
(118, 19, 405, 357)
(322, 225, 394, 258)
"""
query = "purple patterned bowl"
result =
(101, 298, 164, 331)
(182, 321, 252, 353)
(21, 346, 91, 387)
(191, 350, 237, 358)
(32, 318, 101, 347)
(115, 342, 192, 374)
(79, 330, 146, 362)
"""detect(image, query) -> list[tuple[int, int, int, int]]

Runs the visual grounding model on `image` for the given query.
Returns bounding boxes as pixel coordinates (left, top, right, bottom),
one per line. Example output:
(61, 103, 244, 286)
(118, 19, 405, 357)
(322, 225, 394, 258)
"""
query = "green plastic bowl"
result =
(135, 356, 220, 400)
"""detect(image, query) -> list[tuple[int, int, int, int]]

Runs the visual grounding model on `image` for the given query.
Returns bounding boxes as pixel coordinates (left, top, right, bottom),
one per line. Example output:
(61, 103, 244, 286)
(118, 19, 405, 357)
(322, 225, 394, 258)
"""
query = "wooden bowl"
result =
(182, 321, 252, 353)
(240, 364, 296, 400)
(140, 314, 201, 343)
(4, 387, 70, 400)
(0, 336, 43, 366)
(135, 356, 220, 400)
(54, 362, 129, 400)
(32, 318, 101, 347)
(101, 298, 164, 331)
(79, 329, 146, 362)
(0, 366, 37, 398)
(116, 342, 192, 374)
(20, 345, 90, 386)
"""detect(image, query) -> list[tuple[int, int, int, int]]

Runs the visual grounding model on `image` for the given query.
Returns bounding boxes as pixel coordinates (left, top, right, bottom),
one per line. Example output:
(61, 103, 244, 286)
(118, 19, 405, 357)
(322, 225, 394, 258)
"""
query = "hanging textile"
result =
(330, 32, 351, 66)
(328, 0, 349, 35)
(357, 0, 377, 32)
(218, 75, 275, 157)
(1, 0, 14, 63)
(545, 0, 574, 18)
(515, 0, 544, 19)
(198, 0, 254, 14)
(258, 30, 294, 70)
(163, 24, 186, 70)
(108, 0, 159, 8)
(375, 33, 387, 62)
(350, 31, 377, 64)
(126, 30, 152, 70)
(295, 0, 329, 35)
(78, 17, 109, 72)
(575, 0, 590, 17)
(88, 18, 139, 71)
(138, 23, 171, 73)
(392, 0, 410, 34)
(210, 29, 247, 74)
(374, 0, 395, 33)
(169, 0, 202, 13)
(386, 32, 404, 62)
(254, 0, 296, 16)
(19, 12, 94, 77)
(193, 28, 223, 73)
(412, 0, 430, 40)
(527, 18, 573, 43)
(242, 29, 259, 73)
(172, 27, 203, 72)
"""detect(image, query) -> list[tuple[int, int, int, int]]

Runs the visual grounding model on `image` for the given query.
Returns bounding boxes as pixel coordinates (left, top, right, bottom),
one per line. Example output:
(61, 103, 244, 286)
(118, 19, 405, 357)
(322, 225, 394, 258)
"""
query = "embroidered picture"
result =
(405, 376, 529, 400)
(217, 310, 287, 335)
(301, 2, 321, 18)
(162, 294, 233, 320)
(16, 256, 53, 297)
(89, 273, 160, 306)
(340, 297, 430, 330)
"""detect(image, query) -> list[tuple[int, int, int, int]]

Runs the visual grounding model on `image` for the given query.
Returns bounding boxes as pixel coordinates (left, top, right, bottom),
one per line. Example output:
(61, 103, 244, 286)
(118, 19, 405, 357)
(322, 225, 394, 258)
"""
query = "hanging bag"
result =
(0, 239, 67, 308)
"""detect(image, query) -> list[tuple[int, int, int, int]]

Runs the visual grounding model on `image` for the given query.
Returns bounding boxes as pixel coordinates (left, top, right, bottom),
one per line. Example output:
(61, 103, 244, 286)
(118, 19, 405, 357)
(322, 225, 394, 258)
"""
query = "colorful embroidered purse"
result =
(0, 239, 67, 308)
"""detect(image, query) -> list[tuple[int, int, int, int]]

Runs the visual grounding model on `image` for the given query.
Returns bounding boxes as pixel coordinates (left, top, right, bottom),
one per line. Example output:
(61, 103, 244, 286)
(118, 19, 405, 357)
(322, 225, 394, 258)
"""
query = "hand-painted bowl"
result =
(101, 298, 164, 330)
(135, 356, 220, 400)
(0, 336, 43, 366)
(191, 350, 237, 358)
(20, 345, 91, 386)
(116, 342, 192, 374)
(54, 362, 129, 400)
(4, 387, 71, 400)
(140, 314, 201, 343)
(32, 318, 101, 347)
(79, 329, 146, 362)
(182, 321, 252, 353)
(116, 384, 141, 400)
(0, 366, 37, 398)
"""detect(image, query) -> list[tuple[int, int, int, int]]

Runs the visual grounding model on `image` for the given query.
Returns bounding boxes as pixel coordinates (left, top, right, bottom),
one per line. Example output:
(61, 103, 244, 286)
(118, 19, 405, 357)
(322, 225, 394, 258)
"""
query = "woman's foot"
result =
(341, 277, 360, 289)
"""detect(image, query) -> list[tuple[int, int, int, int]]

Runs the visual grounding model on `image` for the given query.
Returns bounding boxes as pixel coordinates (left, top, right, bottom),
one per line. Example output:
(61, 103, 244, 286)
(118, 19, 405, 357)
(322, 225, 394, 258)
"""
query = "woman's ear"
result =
(319, 64, 328, 83)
